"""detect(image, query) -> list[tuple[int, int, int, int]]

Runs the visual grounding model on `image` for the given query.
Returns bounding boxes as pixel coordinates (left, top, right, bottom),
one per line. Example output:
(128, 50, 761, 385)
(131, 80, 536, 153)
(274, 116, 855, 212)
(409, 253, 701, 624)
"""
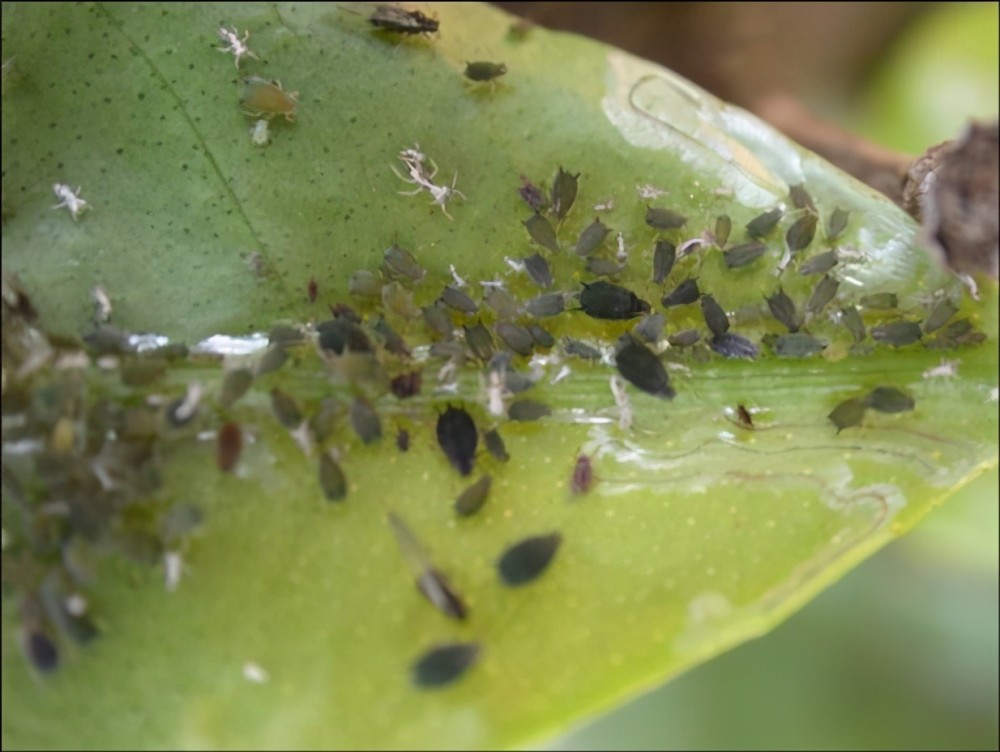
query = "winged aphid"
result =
(508, 399, 551, 422)
(523, 213, 560, 253)
(828, 397, 865, 433)
(660, 278, 700, 308)
(652, 240, 676, 283)
(437, 405, 478, 476)
(746, 208, 783, 238)
(615, 338, 675, 399)
(804, 274, 839, 316)
(349, 396, 382, 444)
(495, 321, 534, 356)
(318, 451, 347, 501)
(440, 286, 478, 315)
(871, 321, 922, 347)
(723, 242, 767, 269)
(765, 288, 800, 333)
(412, 643, 480, 689)
(579, 281, 649, 320)
(700, 295, 730, 337)
(497, 532, 563, 586)
(454, 474, 492, 516)
(645, 206, 687, 230)
(551, 167, 579, 220)
(864, 386, 915, 413)
(523, 252, 553, 288)
(575, 218, 610, 257)
(786, 212, 818, 253)
(216, 422, 242, 473)
(799, 250, 838, 276)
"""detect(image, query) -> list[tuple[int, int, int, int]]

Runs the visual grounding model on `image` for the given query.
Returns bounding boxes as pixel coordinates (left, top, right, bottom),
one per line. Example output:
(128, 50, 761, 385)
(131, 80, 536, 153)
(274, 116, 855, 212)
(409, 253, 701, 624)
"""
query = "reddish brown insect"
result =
(216, 421, 242, 473)
(308, 278, 318, 303)
(570, 453, 593, 495)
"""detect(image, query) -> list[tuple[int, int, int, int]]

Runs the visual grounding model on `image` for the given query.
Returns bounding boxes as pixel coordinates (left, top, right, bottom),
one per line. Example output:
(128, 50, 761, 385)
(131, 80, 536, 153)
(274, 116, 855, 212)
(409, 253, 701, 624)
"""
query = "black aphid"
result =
(519, 176, 547, 212)
(575, 218, 610, 257)
(411, 643, 480, 689)
(526, 293, 565, 318)
(710, 332, 758, 359)
(923, 298, 958, 334)
(871, 321, 922, 347)
(464, 61, 507, 82)
(528, 324, 555, 348)
(580, 281, 650, 320)
(348, 269, 382, 298)
(369, 4, 439, 34)
(396, 427, 410, 452)
(586, 257, 624, 277)
(839, 306, 866, 342)
(422, 302, 454, 336)
(864, 386, 915, 413)
(440, 286, 478, 315)
(799, 250, 838, 276)
(551, 167, 579, 220)
(736, 404, 754, 429)
(827, 207, 850, 240)
(789, 184, 816, 211)
(786, 212, 818, 253)
(615, 338, 675, 399)
(668, 329, 700, 347)
(773, 333, 826, 357)
(804, 274, 840, 316)
(700, 295, 730, 337)
(254, 344, 289, 377)
(498, 532, 563, 586)
(270, 388, 303, 429)
(390, 370, 422, 399)
(382, 243, 425, 282)
(633, 313, 665, 342)
(715, 214, 732, 247)
(523, 252, 553, 288)
(216, 422, 242, 473)
(860, 293, 898, 310)
(389, 512, 467, 620)
(495, 321, 535, 356)
(485, 287, 519, 320)
(484, 428, 509, 462)
(660, 278, 700, 308)
(645, 206, 687, 230)
(563, 338, 602, 360)
(724, 242, 767, 269)
(523, 212, 560, 253)
(746, 208, 783, 238)
(318, 451, 347, 501)
(464, 321, 495, 361)
(318, 318, 372, 354)
(508, 399, 551, 422)
(828, 397, 865, 433)
(766, 288, 800, 333)
(437, 405, 478, 476)
(652, 240, 676, 283)
(455, 474, 492, 517)
(570, 454, 593, 495)
(350, 396, 382, 444)
(26, 630, 59, 673)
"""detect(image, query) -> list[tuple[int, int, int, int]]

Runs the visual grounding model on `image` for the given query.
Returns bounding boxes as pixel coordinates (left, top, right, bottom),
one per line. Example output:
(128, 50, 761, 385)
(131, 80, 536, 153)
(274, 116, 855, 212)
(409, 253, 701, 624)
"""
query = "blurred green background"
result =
(519, 2, 999, 748)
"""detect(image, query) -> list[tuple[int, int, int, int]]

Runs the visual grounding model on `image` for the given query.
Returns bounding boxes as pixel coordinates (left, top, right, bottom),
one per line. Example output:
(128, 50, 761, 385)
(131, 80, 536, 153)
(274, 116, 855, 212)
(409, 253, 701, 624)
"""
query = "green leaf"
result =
(2, 3, 997, 750)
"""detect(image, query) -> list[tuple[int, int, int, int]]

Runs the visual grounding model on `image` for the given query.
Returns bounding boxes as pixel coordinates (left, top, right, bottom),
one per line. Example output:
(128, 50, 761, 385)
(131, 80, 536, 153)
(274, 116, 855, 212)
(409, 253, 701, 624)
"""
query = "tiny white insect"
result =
(171, 382, 203, 424)
(550, 364, 572, 385)
(922, 358, 959, 379)
(594, 198, 614, 212)
(243, 661, 270, 684)
(52, 183, 89, 221)
(249, 118, 270, 146)
(636, 183, 666, 200)
(448, 264, 467, 288)
(503, 256, 526, 273)
(391, 144, 465, 219)
(217, 26, 259, 69)
(164, 550, 184, 592)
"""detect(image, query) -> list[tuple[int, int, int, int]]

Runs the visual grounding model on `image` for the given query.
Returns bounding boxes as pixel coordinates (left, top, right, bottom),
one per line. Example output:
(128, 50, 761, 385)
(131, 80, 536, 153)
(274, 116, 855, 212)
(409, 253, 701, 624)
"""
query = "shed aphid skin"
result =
(393, 145, 465, 219)
(575, 218, 610, 257)
(388, 512, 467, 619)
(745, 207, 782, 238)
(864, 386, 915, 413)
(217, 26, 258, 69)
(454, 474, 492, 517)
(318, 450, 347, 501)
(497, 532, 563, 587)
(765, 288, 800, 333)
(437, 405, 478, 476)
(523, 213, 560, 253)
(240, 77, 299, 122)
(216, 421, 242, 474)
(464, 61, 507, 83)
(411, 643, 480, 689)
(90, 284, 112, 324)
(828, 397, 866, 433)
(483, 427, 509, 462)
(644, 206, 687, 230)
(551, 167, 579, 220)
(52, 183, 89, 221)
(570, 453, 594, 495)
(369, 4, 439, 35)
(660, 278, 700, 308)
(610, 375, 633, 430)
(579, 281, 650, 320)
(723, 242, 767, 269)
(615, 338, 675, 399)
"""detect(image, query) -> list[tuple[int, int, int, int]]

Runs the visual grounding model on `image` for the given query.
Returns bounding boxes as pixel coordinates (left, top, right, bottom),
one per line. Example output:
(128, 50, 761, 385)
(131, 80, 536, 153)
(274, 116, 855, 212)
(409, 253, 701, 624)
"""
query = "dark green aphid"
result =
(318, 318, 372, 354)
(412, 643, 480, 689)
(827, 207, 850, 240)
(789, 183, 816, 211)
(528, 324, 555, 348)
(454, 474, 492, 516)
(923, 298, 958, 333)
(586, 257, 624, 277)
(437, 405, 478, 476)
(715, 214, 732, 247)
(523, 213, 559, 253)
(26, 629, 59, 673)
(518, 176, 547, 212)
(318, 451, 347, 501)
(373, 317, 410, 357)
(701, 295, 730, 337)
(799, 250, 838, 276)
(668, 329, 700, 347)
(270, 388, 303, 429)
(254, 344, 289, 377)
(805, 274, 839, 316)
(563, 338, 602, 360)
(484, 428, 509, 462)
(710, 332, 758, 359)
(463, 321, 495, 361)
(580, 281, 650, 320)
(551, 167, 579, 220)
(396, 427, 410, 452)
(864, 386, 915, 413)
(661, 278, 700, 308)
(369, 4, 439, 34)
(497, 532, 563, 586)
(348, 269, 382, 298)
(381, 243, 425, 282)
(860, 292, 898, 310)
(766, 288, 800, 333)
(526, 292, 565, 318)
(575, 218, 610, 257)
(839, 306, 866, 342)
(633, 313, 665, 342)
(615, 338, 675, 399)
(464, 61, 507, 82)
(773, 333, 826, 357)
(441, 286, 478, 315)
(508, 399, 551, 422)
(388, 512, 467, 620)
(120, 358, 166, 387)
(390, 370, 422, 399)
(786, 212, 818, 253)
(524, 253, 552, 288)
(723, 242, 767, 269)
(645, 206, 687, 230)
(350, 396, 382, 444)
(746, 208, 783, 238)
(495, 321, 534, 356)
(652, 240, 676, 283)
(485, 287, 519, 320)
(828, 397, 865, 433)
(422, 302, 454, 336)
(871, 321, 922, 347)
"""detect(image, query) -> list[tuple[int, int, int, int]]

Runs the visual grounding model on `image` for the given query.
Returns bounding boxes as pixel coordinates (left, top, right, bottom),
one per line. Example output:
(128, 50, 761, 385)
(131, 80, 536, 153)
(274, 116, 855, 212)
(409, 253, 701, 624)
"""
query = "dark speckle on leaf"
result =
(498, 533, 562, 586)
(412, 643, 480, 689)
(437, 406, 478, 476)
